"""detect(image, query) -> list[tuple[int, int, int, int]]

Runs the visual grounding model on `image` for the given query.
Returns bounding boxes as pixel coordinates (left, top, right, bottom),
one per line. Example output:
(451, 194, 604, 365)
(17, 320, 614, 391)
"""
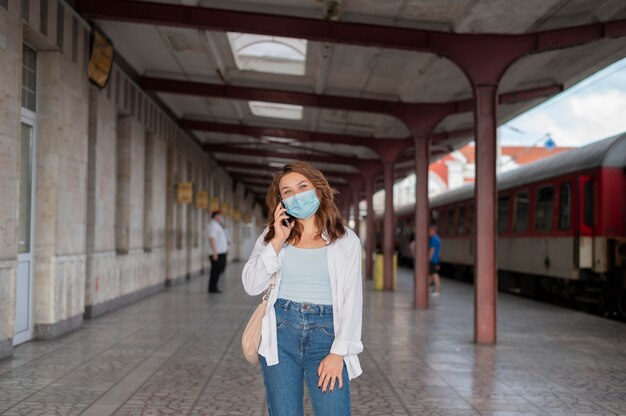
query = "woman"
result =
(242, 161, 363, 416)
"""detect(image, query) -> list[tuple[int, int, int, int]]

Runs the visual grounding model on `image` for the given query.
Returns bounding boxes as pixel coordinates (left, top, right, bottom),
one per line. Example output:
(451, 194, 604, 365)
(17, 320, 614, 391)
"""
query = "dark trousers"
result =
(209, 253, 227, 292)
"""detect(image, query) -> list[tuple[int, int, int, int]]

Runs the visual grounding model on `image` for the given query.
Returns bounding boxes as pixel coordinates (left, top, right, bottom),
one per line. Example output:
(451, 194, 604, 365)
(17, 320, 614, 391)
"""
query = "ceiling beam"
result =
(76, 0, 626, 57)
(146, 77, 562, 122)
(182, 119, 378, 146)
(142, 76, 407, 116)
(219, 159, 359, 174)
(183, 81, 561, 145)
(205, 144, 376, 167)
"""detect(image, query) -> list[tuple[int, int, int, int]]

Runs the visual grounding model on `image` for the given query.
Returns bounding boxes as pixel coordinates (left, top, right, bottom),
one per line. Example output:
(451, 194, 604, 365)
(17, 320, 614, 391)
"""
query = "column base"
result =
(0, 338, 12, 361)
(34, 314, 83, 341)
(84, 281, 165, 319)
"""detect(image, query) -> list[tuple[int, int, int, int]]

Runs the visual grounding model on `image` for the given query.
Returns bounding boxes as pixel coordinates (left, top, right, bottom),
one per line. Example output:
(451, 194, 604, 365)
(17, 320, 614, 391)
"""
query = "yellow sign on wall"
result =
(178, 182, 193, 205)
(196, 191, 208, 209)
(209, 197, 220, 212)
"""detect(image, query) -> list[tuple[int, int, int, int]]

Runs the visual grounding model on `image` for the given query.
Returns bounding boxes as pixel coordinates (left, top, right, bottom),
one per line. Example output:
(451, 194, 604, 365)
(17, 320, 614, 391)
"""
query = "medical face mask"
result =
(282, 189, 320, 219)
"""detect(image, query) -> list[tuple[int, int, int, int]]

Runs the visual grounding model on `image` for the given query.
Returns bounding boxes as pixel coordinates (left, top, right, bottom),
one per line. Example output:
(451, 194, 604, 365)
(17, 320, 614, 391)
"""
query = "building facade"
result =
(0, 1, 264, 360)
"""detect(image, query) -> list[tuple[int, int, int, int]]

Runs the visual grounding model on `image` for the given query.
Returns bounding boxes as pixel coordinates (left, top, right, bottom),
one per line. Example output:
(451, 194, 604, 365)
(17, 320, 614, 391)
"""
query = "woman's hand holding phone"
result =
(271, 202, 294, 253)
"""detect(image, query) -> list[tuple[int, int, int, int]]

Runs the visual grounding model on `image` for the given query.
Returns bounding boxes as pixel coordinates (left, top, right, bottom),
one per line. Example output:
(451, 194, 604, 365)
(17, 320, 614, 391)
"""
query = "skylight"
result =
(249, 101, 303, 120)
(227, 32, 307, 76)
(262, 136, 298, 144)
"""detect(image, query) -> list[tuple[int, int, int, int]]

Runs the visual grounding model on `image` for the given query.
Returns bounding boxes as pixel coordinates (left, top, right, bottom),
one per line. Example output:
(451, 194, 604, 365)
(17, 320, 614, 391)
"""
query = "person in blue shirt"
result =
(428, 224, 441, 297)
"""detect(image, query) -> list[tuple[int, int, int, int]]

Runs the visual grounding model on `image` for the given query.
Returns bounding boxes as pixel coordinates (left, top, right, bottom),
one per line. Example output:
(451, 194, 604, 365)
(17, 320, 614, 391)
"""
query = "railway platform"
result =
(1, 265, 625, 416)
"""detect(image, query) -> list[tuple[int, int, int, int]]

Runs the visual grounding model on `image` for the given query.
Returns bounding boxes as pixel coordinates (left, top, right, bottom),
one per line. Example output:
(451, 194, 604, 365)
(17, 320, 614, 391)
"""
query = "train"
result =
(377, 133, 626, 318)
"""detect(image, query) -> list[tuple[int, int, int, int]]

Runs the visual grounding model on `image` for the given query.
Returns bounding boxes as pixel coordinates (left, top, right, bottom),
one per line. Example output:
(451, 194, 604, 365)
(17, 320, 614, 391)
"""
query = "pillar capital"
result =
(354, 160, 382, 181)
(368, 139, 411, 164)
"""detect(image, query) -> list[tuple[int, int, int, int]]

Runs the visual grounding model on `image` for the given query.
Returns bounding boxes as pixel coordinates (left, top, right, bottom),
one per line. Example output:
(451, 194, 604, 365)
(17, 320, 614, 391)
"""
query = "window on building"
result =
(497, 195, 510, 234)
(22, 44, 36, 112)
(513, 190, 529, 233)
(18, 123, 33, 254)
(143, 133, 154, 252)
(558, 182, 572, 230)
(227, 32, 307, 76)
(115, 116, 131, 255)
(446, 207, 455, 235)
(456, 205, 465, 235)
(534, 185, 554, 231)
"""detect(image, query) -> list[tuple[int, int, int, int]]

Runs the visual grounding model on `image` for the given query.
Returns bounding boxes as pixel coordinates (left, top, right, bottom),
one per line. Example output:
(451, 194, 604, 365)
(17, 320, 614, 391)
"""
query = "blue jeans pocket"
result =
(319, 325, 335, 338)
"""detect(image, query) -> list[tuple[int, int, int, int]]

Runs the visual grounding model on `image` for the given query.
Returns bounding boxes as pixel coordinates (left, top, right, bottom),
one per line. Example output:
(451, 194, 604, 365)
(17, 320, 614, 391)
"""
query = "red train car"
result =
(386, 133, 626, 317)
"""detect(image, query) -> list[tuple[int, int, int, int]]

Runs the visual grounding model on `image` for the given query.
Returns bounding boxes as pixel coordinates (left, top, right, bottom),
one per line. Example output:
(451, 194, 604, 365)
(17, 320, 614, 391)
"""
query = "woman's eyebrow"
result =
(280, 181, 307, 191)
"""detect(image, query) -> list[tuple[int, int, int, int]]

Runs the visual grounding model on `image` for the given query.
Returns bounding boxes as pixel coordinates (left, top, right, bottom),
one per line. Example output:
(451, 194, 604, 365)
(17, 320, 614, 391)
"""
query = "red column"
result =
(364, 176, 375, 280)
(443, 36, 532, 343)
(473, 84, 498, 343)
(382, 161, 395, 290)
(414, 136, 430, 309)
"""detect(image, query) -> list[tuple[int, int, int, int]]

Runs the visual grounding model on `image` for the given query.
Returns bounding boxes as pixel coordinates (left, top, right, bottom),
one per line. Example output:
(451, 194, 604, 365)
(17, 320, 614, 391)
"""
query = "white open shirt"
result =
(242, 227, 364, 380)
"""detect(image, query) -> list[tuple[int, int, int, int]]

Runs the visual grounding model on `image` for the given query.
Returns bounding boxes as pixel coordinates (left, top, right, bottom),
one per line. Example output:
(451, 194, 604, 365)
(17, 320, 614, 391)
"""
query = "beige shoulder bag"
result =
(241, 273, 276, 364)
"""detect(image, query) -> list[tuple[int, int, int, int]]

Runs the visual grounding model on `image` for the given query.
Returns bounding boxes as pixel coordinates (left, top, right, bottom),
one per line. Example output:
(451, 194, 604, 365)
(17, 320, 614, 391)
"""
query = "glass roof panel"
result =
(227, 32, 307, 76)
(249, 101, 303, 120)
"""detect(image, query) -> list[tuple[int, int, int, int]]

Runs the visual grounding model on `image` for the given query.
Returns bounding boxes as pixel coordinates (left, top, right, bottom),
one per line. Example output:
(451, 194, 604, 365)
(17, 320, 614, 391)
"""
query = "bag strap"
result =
(262, 273, 277, 301)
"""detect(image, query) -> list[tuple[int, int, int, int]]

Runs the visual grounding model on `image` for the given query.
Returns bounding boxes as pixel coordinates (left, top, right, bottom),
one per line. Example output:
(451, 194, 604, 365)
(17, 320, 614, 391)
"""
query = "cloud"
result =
(501, 88, 626, 147)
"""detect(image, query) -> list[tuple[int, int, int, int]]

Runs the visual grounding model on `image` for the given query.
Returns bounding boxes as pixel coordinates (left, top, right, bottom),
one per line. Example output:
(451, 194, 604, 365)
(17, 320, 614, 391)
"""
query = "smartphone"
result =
(281, 201, 296, 227)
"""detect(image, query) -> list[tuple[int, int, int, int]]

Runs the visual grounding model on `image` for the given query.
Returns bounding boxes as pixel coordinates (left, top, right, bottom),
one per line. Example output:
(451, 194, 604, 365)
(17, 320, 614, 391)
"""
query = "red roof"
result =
(456, 145, 574, 164)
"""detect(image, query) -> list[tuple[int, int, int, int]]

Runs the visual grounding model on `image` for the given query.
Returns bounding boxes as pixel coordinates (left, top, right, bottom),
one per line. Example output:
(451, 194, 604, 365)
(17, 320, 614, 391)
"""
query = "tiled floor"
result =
(1, 264, 625, 416)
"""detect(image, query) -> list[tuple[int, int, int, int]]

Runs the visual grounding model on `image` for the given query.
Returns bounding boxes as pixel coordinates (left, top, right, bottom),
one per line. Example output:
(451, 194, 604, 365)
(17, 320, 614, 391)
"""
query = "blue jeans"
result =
(260, 298, 351, 415)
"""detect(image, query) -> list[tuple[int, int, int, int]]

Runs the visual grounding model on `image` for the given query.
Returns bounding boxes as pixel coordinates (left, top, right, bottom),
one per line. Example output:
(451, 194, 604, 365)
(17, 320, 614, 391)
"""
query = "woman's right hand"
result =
(271, 202, 294, 253)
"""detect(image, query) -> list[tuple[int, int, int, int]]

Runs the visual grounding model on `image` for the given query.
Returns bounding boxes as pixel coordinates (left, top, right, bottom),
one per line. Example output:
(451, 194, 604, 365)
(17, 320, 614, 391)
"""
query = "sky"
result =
(498, 56, 626, 148)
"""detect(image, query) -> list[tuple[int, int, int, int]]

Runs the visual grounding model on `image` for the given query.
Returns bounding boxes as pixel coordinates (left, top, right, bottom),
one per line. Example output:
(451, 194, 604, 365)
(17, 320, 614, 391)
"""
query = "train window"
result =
(513, 190, 529, 232)
(534, 186, 554, 231)
(456, 206, 465, 234)
(437, 210, 445, 235)
(558, 182, 572, 230)
(468, 204, 475, 234)
(497, 195, 510, 234)
(583, 180, 594, 227)
(446, 207, 455, 235)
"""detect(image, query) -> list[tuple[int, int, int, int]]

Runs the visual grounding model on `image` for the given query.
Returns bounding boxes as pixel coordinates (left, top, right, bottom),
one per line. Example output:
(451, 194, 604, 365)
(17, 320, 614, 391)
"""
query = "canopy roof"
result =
(78, 0, 626, 202)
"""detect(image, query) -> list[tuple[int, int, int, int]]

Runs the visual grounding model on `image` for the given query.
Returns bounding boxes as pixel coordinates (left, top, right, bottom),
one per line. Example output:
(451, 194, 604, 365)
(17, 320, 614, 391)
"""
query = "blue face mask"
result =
(282, 189, 320, 219)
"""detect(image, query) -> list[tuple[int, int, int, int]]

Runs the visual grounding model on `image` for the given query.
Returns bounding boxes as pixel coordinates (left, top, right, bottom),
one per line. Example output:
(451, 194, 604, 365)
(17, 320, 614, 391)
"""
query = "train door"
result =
(577, 175, 594, 270)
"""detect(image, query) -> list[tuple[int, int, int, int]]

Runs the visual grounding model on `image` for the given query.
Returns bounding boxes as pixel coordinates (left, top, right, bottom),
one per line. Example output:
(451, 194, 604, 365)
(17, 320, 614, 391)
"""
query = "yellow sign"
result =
(196, 191, 208, 209)
(209, 197, 220, 212)
(222, 202, 230, 217)
(234, 209, 242, 221)
(178, 182, 193, 205)
(88, 30, 114, 89)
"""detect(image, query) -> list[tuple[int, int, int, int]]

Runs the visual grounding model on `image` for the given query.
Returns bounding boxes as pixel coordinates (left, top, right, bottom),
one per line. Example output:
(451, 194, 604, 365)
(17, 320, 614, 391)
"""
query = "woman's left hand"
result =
(317, 353, 344, 393)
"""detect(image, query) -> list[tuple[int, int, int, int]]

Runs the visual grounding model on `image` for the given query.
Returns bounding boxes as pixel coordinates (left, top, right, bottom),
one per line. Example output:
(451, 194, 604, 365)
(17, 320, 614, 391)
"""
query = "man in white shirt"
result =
(207, 210, 229, 293)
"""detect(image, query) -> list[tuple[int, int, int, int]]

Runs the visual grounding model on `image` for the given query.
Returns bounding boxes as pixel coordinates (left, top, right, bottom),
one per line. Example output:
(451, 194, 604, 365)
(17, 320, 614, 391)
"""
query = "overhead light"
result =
(249, 101, 303, 120)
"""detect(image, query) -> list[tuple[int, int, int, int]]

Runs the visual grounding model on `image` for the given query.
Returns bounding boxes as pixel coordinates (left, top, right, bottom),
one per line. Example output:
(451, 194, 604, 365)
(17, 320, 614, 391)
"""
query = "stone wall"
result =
(84, 78, 205, 315)
(33, 48, 90, 338)
(0, 0, 260, 361)
(0, 4, 22, 358)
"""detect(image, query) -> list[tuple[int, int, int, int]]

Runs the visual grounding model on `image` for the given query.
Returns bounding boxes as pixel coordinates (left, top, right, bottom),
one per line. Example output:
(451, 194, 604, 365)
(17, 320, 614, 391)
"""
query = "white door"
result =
(14, 119, 36, 346)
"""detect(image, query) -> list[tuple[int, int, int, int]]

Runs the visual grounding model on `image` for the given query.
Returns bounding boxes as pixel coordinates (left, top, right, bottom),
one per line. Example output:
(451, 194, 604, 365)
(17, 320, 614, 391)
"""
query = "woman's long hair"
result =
(264, 161, 346, 245)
